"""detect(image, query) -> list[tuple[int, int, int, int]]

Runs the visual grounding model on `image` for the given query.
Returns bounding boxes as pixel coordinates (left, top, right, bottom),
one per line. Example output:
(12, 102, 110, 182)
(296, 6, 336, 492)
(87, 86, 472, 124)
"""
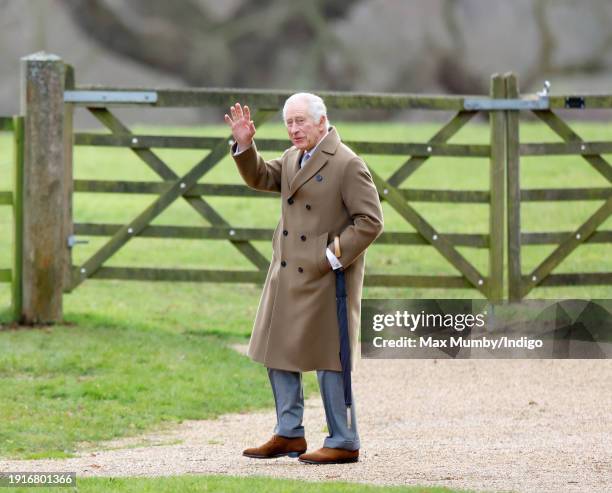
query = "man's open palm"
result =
(224, 103, 256, 149)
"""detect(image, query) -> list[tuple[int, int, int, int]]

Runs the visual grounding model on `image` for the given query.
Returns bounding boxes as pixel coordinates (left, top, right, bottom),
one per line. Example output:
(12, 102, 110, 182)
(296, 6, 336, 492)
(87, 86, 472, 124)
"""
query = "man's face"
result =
(284, 99, 327, 151)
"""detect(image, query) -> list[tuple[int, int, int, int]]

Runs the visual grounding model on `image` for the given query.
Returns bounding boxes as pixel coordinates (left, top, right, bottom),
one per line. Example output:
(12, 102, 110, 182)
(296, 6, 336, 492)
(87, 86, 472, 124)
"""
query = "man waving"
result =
(225, 93, 383, 464)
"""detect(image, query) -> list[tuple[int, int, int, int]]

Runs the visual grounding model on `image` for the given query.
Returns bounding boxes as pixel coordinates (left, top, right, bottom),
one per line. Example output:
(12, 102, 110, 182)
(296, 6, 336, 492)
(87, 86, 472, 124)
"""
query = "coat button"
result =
(305, 204, 311, 210)
(281, 260, 286, 267)
(298, 267, 303, 273)
(287, 198, 294, 205)
(283, 230, 288, 236)
(300, 235, 306, 241)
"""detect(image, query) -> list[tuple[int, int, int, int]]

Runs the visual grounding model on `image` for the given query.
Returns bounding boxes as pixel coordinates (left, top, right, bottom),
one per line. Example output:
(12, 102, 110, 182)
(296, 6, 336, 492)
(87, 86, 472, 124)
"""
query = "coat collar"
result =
(287, 126, 341, 197)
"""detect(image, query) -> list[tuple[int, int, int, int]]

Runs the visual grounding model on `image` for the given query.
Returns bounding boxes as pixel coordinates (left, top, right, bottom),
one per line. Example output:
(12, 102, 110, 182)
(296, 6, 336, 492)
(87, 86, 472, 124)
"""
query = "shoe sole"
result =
(298, 457, 359, 464)
(243, 450, 306, 459)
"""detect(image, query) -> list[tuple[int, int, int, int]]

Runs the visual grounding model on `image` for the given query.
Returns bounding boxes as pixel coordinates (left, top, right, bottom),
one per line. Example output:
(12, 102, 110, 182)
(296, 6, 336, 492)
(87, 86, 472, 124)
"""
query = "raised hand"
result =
(224, 103, 256, 149)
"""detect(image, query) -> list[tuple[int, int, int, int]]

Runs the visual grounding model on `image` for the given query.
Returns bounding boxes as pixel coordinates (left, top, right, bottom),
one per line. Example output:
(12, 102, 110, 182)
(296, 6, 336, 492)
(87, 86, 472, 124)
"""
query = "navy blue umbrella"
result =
(334, 268, 353, 429)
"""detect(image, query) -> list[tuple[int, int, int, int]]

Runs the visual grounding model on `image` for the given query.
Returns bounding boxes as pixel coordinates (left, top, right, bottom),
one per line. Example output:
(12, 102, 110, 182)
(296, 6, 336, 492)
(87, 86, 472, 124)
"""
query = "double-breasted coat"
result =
(232, 127, 383, 372)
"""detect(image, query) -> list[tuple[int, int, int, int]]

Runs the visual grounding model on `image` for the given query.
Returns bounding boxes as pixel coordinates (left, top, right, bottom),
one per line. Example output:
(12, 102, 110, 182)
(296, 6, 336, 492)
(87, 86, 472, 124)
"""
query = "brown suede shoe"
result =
(242, 435, 307, 459)
(298, 447, 359, 464)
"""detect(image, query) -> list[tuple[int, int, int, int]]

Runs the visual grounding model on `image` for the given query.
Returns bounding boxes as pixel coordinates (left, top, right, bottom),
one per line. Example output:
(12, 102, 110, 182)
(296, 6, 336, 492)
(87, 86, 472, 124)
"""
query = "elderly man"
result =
(224, 93, 383, 464)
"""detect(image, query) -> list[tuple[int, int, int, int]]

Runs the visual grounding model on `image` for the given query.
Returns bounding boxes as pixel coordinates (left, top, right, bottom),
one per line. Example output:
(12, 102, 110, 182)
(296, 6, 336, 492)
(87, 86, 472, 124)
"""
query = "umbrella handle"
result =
(334, 236, 341, 258)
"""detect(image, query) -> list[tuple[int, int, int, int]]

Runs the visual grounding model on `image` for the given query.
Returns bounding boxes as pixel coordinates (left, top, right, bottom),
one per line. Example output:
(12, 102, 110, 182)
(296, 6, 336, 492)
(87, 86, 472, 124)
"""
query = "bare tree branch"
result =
(59, 0, 354, 88)
(61, 0, 211, 84)
(437, 0, 487, 94)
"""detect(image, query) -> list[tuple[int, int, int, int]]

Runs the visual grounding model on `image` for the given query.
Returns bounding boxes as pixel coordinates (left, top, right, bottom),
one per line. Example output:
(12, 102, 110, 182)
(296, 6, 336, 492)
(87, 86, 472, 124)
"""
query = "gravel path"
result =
(1, 346, 610, 493)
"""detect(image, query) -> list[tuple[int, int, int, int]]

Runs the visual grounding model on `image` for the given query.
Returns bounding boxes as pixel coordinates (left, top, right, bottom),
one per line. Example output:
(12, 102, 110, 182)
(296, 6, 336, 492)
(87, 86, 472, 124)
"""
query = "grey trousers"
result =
(267, 368, 360, 451)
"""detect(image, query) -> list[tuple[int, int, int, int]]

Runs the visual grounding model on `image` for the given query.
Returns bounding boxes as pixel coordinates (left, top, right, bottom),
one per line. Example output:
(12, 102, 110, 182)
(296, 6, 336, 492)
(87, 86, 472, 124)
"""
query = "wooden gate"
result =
(65, 89, 503, 300)
(504, 74, 612, 300)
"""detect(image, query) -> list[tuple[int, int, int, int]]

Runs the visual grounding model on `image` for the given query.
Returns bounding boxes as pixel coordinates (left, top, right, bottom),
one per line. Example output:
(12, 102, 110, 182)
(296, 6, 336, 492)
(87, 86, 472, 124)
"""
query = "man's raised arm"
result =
(225, 102, 283, 193)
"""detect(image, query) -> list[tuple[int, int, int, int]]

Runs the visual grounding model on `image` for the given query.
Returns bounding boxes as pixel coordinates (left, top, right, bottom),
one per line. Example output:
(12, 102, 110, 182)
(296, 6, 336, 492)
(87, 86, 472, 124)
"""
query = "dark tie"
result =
(300, 151, 311, 168)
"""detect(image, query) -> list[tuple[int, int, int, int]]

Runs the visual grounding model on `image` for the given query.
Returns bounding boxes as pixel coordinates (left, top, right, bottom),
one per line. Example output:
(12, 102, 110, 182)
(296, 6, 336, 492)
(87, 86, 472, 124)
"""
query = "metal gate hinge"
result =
(67, 235, 89, 248)
(64, 91, 158, 104)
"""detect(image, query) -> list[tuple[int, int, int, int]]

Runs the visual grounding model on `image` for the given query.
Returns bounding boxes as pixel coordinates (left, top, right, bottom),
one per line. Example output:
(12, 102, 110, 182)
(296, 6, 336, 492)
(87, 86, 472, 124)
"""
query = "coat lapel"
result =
(285, 149, 302, 192)
(288, 127, 341, 198)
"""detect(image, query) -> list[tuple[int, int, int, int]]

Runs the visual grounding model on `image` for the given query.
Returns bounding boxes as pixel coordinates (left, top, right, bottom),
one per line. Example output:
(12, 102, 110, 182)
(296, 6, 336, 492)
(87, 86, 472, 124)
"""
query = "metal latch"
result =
(67, 235, 89, 248)
(464, 80, 551, 111)
(565, 97, 585, 109)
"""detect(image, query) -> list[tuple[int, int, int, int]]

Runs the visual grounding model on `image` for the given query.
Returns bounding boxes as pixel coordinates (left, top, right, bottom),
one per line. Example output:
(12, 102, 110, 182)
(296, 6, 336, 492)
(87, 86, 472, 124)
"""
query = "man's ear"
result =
(319, 115, 327, 129)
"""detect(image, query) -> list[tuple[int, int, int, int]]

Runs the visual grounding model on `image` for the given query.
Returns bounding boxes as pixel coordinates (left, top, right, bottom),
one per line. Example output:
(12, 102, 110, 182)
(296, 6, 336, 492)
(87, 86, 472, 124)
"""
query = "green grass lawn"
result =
(0, 118, 610, 467)
(1, 475, 471, 493)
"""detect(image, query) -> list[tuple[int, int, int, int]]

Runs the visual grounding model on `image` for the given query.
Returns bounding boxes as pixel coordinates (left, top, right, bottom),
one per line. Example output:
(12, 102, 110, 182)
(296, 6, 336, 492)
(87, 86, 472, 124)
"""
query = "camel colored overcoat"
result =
(232, 127, 383, 371)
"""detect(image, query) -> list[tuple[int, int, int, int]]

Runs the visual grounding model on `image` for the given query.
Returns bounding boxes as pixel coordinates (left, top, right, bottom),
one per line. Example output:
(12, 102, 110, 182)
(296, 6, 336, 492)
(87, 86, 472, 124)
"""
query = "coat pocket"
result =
(313, 231, 331, 276)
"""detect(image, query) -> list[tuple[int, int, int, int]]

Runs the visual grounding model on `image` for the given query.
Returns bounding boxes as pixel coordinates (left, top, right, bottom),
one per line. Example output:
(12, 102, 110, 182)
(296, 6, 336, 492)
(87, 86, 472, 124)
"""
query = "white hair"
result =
(282, 92, 330, 126)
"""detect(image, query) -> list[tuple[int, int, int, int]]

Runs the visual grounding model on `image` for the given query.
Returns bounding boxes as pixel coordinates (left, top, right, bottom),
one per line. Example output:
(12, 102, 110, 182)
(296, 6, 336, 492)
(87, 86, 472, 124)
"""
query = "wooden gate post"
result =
(20, 52, 66, 324)
(488, 74, 506, 302)
(62, 65, 75, 293)
(12, 116, 24, 322)
(504, 73, 522, 301)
